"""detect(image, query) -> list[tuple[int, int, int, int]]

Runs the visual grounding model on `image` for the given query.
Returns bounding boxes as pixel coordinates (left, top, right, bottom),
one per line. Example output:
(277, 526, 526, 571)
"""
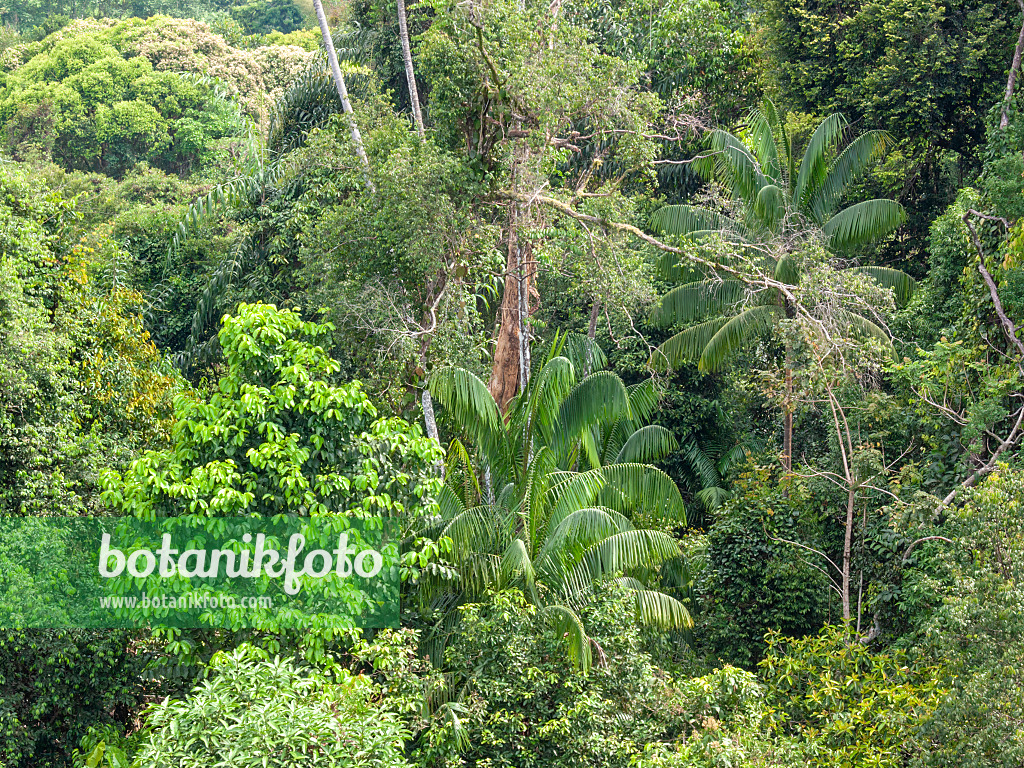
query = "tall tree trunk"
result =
(1002, 0, 1024, 128)
(842, 485, 855, 624)
(396, 0, 425, 137)
(312, 0, 374, 189)
(489, 201, 526, 413)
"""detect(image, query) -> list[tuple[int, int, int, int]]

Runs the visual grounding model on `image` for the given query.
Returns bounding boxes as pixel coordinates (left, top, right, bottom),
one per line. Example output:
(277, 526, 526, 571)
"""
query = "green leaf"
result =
(823, 199, 906, 249)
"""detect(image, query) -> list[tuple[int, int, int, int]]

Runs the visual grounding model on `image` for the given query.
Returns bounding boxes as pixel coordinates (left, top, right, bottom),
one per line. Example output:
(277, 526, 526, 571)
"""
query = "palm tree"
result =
(423, 334, 691, 669)
(649, 101, 914, 469)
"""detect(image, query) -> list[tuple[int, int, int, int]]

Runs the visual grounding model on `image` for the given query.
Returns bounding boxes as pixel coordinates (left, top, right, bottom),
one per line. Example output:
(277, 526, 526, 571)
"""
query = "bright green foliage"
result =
(360, 587, 741, 768)
(0, 165, 176, 517)
(760, 624, 946, 768)
(426, 337, 690, 669)
(133, 644, 411, 768)
(0, 19, 245, 175)
(650, 103, 911, 370)
(101, 302, 442, 523)
(652, 101, 906, 250)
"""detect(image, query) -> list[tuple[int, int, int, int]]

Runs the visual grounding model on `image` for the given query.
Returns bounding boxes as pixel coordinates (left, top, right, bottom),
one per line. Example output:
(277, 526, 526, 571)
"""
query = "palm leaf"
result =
(554, 371, 631, 450)
(849, 266, 916, 307)
(822, 199, 906, 250)
(614, 425, 679, 464)
(542, 605, 592, 671)
(580, 530, 681, 580)
(651, 280, 747, 327)
(654, 317, 730, 370)
(429, 367, 507, 466)
(649, 205, 744, 237)
(598, 463, 687, 522)
(698, 305, 783, 372)
(808, 130, 893, 222)
(634, 589, 693, 630)
(793, 113, 847, 210)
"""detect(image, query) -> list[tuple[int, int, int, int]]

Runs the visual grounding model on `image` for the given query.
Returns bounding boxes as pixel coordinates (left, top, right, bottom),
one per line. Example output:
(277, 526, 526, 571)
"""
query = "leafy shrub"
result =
(134, 644, 411, 768)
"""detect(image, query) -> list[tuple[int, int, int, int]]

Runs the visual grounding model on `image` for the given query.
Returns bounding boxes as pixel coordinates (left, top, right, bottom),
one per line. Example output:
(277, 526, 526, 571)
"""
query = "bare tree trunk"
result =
(396, 0, 425, 137)
(312, 0, 374, 189)
(1003, 1, 1024, 128)
(422, 388, 439, 441)
(842, 485, 854, 624)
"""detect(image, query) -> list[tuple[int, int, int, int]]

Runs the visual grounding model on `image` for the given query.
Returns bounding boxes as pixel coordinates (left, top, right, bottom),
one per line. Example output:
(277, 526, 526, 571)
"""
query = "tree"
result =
(425, 335, 691, 669)
(312, 0, 374, 187)
(650, 102, 913, 468)
(396, 0, 424, 137)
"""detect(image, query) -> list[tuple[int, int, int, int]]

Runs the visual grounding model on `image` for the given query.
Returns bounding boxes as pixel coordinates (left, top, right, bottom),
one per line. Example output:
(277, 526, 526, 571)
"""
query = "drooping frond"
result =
(614, 425, 679, 465)
(651, 280, 747, 327)
(697, 486, 731, 511)
(626, 380, 660, 427)
(808, 130, 893, 222)
(542, 605, 592, 671)
(649, 205, 745, 238)
(761, 98, 792, 182)
(701, 128, 771, 205)
(598, 463, 687, 522)
(429, 367, 506, 463)
(654, 317, 730, 370)
(744, 107, 784, 185)
(850, 266, 916, 307)
(554, 371, 630, 449)
(544, 470, 607, 530)
(773, 253, 800, 286)
(444, 438, 481, 509)
(634, 589, 693, 630)
(580, 529, 681, 580)
(753, 184, 787, 231)
(793, 113, 848, 210)
(536, 507, 630, 577)
(698, 305, 783, 372)
(558, 333, 608, 375)
(499, 538, 537, 597)
(833, 310, 893, 349)
(822, 199, 906, 250)
(678, 435, 720, 490)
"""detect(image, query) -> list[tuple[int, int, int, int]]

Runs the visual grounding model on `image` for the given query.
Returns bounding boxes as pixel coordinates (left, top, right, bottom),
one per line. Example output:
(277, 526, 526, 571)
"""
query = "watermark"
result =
(0, 515, 399, 630)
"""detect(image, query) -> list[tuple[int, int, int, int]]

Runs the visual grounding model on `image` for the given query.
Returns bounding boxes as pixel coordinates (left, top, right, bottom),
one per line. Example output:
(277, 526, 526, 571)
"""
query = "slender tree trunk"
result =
(396, 0, 425, 137)
(842, 485, 855, 624)
(783, 344, 793, 472)
(422, 389, 439, 441)
(1003, 1, 1024, 128)
(312, 0, 374, 189)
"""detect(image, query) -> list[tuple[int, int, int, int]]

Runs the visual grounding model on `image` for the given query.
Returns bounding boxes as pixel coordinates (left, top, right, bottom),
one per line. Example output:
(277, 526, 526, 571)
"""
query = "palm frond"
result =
(793, 112, 847, 209)
(634, 589, 693, 630)
(809, 130, 893, 222)
(654, 317, 730, 370)
(580, 529, 681, 580)
(649, 204, 744, 238)
(699, 305, 782, 372)
(542, 605, 592, 671)
(849, 266, 916, 307)
(554, 371, 631, 447)
(598, 463, 687, 522)
(651, 280, 747, 327)
(822, 199, 906, 250)
(429, 367, 506, 464)
(614, 425, 679, 464)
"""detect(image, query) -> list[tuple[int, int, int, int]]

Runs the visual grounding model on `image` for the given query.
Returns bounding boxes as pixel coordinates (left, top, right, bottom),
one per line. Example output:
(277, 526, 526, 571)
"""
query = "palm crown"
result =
(649, 101, 914, 372)
(424, 335, 692, 669)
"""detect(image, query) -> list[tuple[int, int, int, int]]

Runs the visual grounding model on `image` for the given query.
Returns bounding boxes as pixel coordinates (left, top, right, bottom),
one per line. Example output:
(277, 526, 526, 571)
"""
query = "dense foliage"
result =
(1, 0, 1023, 765)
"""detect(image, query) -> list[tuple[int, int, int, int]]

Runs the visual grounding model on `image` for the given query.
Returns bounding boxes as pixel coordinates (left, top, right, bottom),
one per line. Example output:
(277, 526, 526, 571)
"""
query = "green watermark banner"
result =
(0, 515, 399, 629)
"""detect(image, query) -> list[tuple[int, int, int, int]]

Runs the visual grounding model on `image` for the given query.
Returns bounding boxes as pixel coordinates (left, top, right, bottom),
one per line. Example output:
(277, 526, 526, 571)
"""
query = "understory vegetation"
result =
(1, 0, 1024, 765)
